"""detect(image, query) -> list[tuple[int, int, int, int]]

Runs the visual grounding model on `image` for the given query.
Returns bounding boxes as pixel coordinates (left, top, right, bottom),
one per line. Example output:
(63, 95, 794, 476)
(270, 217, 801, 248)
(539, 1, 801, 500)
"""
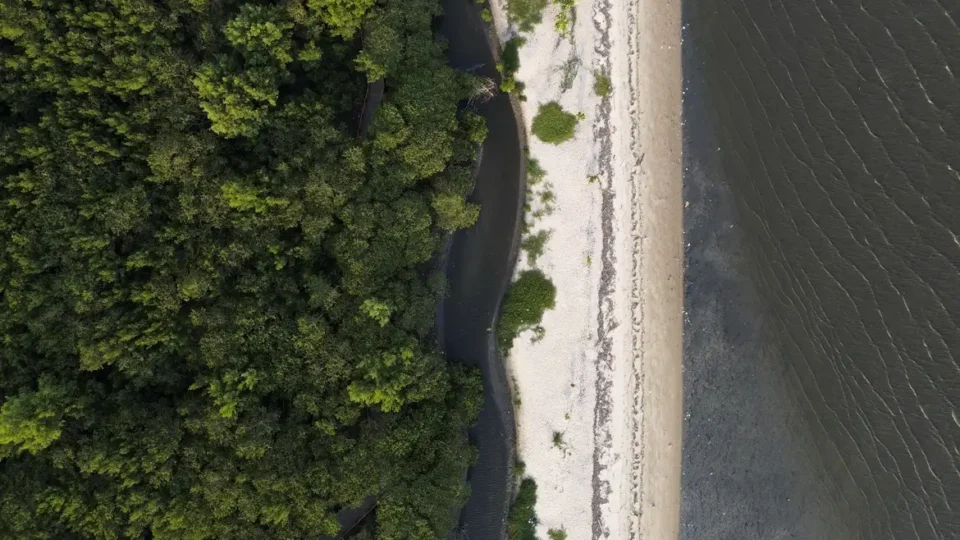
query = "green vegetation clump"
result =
(594, 70, 612, 97)
(528, 158, 547, 184)
(508, 478, 539, 540)
(498, 270, 558, 352)
(552, 430, 565, 448)
(554, 0, 576, 36)
(482, 7, 494, 21)
(507, 0, 549, 31)
(549, 528, 569, 540)
(521, 230, 551, 265)
(532, 102, 580, 144)
(0, 0, 487, 537)
(500, 37, 526, 94)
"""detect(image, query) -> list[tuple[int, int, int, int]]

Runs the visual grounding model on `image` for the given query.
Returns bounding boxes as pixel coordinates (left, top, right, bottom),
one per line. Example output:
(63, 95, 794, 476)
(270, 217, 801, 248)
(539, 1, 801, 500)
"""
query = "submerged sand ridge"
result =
(487, 0, 682, 536)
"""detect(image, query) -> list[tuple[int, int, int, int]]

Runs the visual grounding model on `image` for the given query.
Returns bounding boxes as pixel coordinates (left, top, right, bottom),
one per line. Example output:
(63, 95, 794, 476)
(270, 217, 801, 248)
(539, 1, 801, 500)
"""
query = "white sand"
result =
(489, 0, 682, 536)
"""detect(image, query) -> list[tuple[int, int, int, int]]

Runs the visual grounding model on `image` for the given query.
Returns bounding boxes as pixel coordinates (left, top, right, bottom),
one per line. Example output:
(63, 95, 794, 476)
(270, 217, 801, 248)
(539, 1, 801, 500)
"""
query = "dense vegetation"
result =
(505, 0, 547, 31)
(498, 37, 525, 94)
(507, 478, 538, 540)
(497, 270, 556, 352)
(0, 0, 488, 537)
(531, 102, 578, 144)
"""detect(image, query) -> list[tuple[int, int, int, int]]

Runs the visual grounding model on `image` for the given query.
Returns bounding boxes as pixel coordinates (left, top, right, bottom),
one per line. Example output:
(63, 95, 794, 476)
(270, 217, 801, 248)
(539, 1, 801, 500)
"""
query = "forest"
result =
(0, 0, 488, 537)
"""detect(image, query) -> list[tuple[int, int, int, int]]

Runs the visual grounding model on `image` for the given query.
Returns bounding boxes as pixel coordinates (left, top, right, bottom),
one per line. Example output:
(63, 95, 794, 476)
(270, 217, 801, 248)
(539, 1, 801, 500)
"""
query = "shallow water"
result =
(681, 0, 960, 538)
(439, 0, 525, 537)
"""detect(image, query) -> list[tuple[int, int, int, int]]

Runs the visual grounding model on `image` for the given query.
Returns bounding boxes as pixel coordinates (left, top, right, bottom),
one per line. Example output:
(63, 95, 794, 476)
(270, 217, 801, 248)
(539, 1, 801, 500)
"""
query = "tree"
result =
(0, 0, 487, 537)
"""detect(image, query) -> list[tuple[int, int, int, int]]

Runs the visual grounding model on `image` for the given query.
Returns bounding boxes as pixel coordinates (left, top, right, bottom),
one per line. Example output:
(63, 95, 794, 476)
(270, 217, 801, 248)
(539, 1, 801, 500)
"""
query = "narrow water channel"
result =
(439, 0, 526, 536)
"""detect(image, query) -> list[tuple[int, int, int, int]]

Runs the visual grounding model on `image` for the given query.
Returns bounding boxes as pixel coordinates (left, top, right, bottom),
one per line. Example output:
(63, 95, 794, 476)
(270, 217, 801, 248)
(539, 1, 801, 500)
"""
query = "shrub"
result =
(521, 230, 550, 265)
(553, 0, 576, 37)
(506, 0, 548, 31)
(531, 102, 578, 144)
(552, 430, 566, 450)
(498, 270, 557, 352)
(502, 37, 525, 76)
(507, 478, 538, 540)
(594, 70, 611, 97)
(481, 7, 493, 21)
(548, 529, 568, 540)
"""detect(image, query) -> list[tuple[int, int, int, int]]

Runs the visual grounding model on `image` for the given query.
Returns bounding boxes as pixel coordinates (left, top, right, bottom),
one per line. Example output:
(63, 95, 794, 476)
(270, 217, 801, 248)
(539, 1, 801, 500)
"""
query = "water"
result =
(439, 0, 525, 536)
(681, 1, 960, 539)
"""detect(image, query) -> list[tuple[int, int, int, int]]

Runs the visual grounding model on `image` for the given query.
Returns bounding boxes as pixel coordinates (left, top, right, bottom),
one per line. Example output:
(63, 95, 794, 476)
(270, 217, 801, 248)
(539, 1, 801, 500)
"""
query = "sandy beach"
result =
(488, 0, 682, 536)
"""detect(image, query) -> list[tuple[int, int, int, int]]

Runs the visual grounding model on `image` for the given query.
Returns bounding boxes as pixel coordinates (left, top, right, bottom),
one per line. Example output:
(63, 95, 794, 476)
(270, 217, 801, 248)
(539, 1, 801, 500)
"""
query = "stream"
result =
(439, 0, 526, 537)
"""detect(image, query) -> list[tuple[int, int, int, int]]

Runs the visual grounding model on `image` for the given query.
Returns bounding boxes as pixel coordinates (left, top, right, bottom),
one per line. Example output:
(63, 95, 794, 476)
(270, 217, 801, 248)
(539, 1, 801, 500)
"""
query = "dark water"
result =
(682, 1, 960, 539)
(439, 0, 525, 537)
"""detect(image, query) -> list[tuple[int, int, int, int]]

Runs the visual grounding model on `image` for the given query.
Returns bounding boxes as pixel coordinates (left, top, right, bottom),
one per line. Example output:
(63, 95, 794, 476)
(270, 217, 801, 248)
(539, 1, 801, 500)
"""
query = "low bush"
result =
(498, 269, 557, 352)
(507, 0, 548, 31)
(507, 478, 539, 540)
(532, 102, 579, 144)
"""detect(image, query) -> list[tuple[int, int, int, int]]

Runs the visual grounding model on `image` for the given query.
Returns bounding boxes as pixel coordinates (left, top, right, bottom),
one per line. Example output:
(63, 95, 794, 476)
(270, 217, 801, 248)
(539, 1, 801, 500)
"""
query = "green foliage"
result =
(507, 478, 539, 540)
(528, 158, 547, 184)
(482, 8, 494, 21)
(521, 230, 551, 265)
(506, 0, 548, 31)
(432, 194, 481, 230)
(496, 37, 525, 95)
(594, 70, 612, 97)
(194, 5, 295, 138)
(308, 0, 376, 38)
(0, 378, 81, 458)
(498, 270, 557, 352)
(548, 528, 568, 540)
(503, 38, 525, 77)
(532, 102, 579, 144)
(0, 0, 486, 537)
(553, 0, 576, 36)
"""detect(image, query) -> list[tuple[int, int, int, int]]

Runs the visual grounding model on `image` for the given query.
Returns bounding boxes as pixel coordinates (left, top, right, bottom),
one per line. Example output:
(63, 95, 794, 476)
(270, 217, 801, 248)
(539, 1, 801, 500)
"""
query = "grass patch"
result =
(532, 102, 579, 144)
(593, 70, 611, 97)
(528, 158, 547, 184)
(521, 230, 550, 265)
(548, 529, 568, 540)
(507, 478, 538, 540)
(559, 55, 580, 92)
(498, 269, 557, 352)
(506, 0, 548, 31)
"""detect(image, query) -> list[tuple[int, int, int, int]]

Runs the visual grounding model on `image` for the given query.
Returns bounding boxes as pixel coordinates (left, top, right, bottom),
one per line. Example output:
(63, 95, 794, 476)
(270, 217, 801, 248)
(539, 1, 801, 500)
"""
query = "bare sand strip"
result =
(488, 0, 682, 536)
(625, 0, 683, 537)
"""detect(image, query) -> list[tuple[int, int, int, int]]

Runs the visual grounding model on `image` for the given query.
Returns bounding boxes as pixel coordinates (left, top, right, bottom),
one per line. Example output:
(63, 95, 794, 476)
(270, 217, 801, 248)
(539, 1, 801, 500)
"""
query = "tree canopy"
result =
(0, 0, 484, 538)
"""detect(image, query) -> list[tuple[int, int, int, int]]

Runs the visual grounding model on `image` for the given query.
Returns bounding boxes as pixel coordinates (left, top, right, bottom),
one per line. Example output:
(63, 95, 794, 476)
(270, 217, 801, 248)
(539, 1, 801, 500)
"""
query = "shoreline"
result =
(437, 0, 528, 536)
(488, 0, 682, 536)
